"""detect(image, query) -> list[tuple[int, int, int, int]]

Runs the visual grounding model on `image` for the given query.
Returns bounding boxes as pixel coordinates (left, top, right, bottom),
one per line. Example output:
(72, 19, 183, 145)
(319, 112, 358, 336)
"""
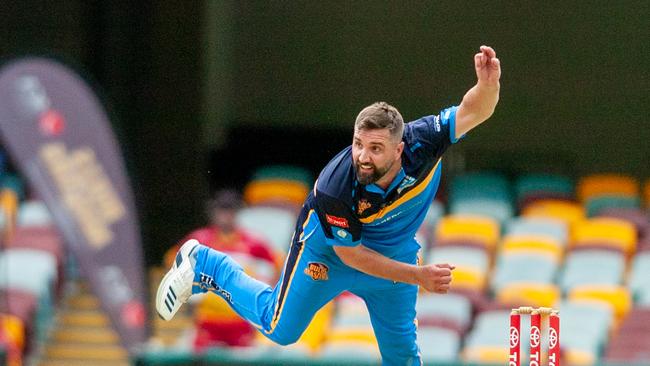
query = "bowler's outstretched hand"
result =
(475, 45, 501, 86)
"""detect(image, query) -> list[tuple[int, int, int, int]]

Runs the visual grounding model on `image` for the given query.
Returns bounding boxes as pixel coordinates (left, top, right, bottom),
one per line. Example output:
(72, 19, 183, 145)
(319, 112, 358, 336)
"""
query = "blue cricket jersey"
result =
(306, 106, 461, 259)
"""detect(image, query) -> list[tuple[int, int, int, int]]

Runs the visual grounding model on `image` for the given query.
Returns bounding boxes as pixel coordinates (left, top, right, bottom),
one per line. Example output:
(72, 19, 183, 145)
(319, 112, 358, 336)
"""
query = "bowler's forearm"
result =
(455, 81, 500, 138)
(333, 244, 420, 285)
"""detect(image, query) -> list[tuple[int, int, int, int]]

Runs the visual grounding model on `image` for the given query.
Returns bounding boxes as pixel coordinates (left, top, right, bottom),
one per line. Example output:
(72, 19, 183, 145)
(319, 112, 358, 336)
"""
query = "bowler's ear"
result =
(396, 141, 405, 155)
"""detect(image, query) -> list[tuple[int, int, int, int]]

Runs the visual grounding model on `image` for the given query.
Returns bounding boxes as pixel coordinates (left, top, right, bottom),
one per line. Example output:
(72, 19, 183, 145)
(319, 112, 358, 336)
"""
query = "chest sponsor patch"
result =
(304, 262, 329, 281)
(326, 214, 349, 228)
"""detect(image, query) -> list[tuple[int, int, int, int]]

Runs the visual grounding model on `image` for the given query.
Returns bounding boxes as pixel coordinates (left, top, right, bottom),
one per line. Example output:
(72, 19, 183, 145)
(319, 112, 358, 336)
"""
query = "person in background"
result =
(163, 189, 277, 350)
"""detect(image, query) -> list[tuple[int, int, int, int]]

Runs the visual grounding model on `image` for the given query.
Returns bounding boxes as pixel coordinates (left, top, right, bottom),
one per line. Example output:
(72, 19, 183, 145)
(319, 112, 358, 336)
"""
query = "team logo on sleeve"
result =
(304, 262, 329, 281)
(357, 199, 372, 215)
(326, 214, 349, 228)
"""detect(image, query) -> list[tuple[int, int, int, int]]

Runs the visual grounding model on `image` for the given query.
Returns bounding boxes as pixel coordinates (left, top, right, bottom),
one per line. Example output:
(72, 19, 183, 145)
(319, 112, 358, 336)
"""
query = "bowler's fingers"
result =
(491, 57, 501, 70)
(480, 45, 496, 59)
(436, 263, 456, 271)
(474, 53, 483, 69)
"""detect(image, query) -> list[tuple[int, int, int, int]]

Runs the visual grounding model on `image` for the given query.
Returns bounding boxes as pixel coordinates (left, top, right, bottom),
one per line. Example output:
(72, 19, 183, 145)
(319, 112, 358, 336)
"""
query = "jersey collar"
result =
(365, 167, 406, 198)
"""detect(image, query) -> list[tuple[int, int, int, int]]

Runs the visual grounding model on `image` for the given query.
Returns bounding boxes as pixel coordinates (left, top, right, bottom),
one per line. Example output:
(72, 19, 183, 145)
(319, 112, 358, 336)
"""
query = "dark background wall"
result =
(1, 1, 648, 264)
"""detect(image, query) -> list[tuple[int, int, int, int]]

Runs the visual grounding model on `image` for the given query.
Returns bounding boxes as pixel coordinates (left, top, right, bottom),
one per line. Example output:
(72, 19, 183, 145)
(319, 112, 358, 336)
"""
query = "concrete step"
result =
(39, 361, 130, 366)
(43, 344, 128, 361)
(59, 310, 110, 327)
(50, 327, 119, 344)
(66, 294, 101, 310)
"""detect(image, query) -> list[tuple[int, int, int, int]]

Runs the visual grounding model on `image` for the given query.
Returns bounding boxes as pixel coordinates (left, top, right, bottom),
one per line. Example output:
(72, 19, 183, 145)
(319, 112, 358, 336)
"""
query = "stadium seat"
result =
(577, 174, 639, 203)
(446, 266, 487, 292)
(7, 226, 64, 293)
(629, 251, 650, 304)
(426, 246, 489, 275)
(416, 293, 472, 334)
(0, 289, 37, 353)
(496, 282, 560, 309)
(500, 234, 564, 262)
(321, 298, 379, 361)
(0, 188, 18, 239)
(560, 249, 625, 293)
(418, 327, 460, 362)
(243, 179, 310, 208)
(597, 207, 649, 241)
(449, 172, 511, 204)
(559, 300, 614, 360)
(16, 201, 53, 227)
(251, 165, 312, 185)
(449, 198, 514, 224)
(462, 309, 531, 363)
(0, 248, 58, 341)
(604, 308, 650, 364)
(586, 195, 640, 217)
(434, 215, 500, 251)
(235, 206, 297, 255)
(505, 216, 569, 245)
(491, 253, 558, 293)
(572, 218, 637, 256)
(515, 173, 573, 208)
(0, 173, 25, 201)
(568, 285, 632, 327)
(521, 199, 585, 228)
(0, 314, 24, 352)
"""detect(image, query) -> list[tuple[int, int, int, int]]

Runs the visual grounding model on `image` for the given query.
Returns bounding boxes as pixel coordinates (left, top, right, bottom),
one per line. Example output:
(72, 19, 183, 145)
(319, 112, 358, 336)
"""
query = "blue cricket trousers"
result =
(192, 209, 422, 366)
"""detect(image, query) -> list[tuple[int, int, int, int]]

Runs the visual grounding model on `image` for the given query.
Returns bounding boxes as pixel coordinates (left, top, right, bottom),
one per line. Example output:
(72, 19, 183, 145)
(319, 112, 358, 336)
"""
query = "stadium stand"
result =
(2, 166, 649, 366)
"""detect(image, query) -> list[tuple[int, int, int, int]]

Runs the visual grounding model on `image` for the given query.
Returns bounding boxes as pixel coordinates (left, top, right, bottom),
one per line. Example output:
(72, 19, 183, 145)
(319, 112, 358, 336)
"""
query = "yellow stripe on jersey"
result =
(359, 159, 440, 224)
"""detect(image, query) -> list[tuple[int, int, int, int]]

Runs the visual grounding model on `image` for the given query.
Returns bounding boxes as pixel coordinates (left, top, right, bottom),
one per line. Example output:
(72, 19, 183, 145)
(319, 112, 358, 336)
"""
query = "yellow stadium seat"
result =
(462, 345, 515, 364)
(0, 313, 25, 352)
(500, 234, 564, 262)
(572, 218, 637, 256)
(435, 215, 500, 251)
(522, 200, 585, 229)
(644, 179, 650, 208)
(496, 282, 560, 309)
(577, 174, 639, 203)
(296, 301, 333, 352)
(449, 266, 486, 292)
(243, 179, 310, 206)
(564, 348, 597, 366)
(254, 302, 334, 354)
(0, 189, 18, 241)
(568, 285, 632, 327)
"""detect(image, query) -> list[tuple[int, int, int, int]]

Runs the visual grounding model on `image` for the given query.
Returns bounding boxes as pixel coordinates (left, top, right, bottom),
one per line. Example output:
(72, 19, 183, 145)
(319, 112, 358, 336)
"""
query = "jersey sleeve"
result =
(404, 106, 462, 159)
(314, 192, 362, 247)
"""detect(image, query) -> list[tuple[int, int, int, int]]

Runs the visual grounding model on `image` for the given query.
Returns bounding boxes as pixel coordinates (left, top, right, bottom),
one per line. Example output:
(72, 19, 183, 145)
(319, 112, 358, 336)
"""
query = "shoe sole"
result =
(155, 266, 177, 320)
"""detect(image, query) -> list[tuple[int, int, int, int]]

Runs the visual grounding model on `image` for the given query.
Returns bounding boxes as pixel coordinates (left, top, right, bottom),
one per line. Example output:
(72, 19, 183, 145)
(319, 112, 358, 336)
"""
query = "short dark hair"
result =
(354, 102, 404, 141)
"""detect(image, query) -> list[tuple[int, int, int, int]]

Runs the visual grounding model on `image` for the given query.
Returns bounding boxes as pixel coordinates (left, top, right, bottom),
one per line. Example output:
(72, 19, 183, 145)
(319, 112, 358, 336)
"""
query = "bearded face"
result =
(351, 128, 403, 187)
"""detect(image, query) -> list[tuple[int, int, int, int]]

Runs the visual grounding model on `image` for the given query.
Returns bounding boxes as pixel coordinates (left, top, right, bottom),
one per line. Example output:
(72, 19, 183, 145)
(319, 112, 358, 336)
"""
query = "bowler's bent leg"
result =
(193, 212, 349, 345)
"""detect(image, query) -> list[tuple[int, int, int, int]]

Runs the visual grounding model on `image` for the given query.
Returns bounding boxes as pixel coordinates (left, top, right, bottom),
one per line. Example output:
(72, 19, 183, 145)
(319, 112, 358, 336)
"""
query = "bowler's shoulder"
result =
(315, 146, 355, 202)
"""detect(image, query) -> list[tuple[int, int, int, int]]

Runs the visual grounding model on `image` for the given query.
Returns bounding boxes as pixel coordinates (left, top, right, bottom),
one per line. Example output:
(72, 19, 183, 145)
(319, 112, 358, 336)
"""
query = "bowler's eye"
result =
(354, 141, 363, 149)
(372, 146, 382, 153)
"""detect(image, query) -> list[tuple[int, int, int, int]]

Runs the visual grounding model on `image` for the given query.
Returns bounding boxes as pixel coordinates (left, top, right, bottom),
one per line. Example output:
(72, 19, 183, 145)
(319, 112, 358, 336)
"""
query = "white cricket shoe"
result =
(155, 239, 200, 321)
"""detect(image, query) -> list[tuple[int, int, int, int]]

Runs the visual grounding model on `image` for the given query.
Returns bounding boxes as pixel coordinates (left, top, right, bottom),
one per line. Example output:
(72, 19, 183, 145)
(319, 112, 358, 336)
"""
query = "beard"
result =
(354, 160, 392, 185)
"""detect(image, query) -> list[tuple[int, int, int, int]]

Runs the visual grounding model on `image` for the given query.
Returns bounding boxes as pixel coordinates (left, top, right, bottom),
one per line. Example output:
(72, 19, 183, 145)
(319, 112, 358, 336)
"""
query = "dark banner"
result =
(0, 58, 147, 351)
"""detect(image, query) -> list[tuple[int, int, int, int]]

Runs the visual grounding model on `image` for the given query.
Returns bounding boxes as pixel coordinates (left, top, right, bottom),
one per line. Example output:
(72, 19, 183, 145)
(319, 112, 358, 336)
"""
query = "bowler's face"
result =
(351, 128, 402, 185)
